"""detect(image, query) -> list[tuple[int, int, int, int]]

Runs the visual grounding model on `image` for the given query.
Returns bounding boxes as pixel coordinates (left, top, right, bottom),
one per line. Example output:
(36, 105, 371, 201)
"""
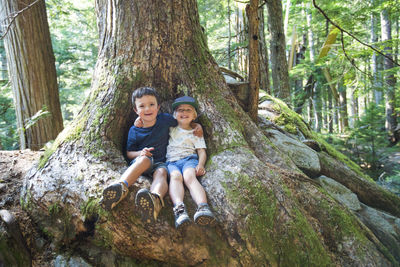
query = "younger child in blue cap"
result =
(166, 96, 216, 229)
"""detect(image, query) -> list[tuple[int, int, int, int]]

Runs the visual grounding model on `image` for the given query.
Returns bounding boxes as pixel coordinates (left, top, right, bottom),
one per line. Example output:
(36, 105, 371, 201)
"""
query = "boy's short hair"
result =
(131, 87, 160, 107)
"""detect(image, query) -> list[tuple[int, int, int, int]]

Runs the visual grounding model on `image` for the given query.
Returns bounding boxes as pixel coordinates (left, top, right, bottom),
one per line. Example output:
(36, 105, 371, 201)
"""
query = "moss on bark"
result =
(224, 172, 333, 266)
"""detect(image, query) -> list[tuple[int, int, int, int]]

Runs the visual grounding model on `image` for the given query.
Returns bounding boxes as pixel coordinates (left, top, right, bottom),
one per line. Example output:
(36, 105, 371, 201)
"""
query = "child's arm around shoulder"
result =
(195, 148, 206, 176)
(191, 122, 203, 137)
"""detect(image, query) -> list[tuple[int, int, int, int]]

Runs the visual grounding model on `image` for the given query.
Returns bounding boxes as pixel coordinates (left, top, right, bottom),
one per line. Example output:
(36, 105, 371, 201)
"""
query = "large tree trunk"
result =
(0, 0, 63, 150)
(266, 0, 291, 103)
(21, 0, 399, 266)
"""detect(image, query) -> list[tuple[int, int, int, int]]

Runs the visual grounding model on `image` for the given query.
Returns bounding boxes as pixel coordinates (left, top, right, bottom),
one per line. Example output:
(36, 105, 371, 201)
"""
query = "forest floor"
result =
(0, 150, 53, 266)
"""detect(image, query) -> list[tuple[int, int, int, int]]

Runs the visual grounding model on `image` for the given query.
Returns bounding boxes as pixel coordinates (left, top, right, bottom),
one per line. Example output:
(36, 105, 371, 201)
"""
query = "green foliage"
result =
(46, 0, 98, 123)
(348, 103, 386, 170)
(0, 81, 18, 150)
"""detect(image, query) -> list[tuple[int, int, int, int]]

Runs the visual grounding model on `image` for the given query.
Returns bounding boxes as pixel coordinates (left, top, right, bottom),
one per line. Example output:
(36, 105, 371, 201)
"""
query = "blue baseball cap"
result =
(172, 96, 198, 111)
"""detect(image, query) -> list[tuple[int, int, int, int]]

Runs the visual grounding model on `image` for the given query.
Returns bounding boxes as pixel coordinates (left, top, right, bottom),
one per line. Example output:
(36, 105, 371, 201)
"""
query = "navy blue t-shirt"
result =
(126, 113, 177, 163)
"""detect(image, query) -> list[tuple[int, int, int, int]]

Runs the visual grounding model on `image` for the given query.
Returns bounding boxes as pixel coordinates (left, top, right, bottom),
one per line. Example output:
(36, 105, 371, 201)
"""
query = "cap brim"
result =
(172, 101, 198, 110)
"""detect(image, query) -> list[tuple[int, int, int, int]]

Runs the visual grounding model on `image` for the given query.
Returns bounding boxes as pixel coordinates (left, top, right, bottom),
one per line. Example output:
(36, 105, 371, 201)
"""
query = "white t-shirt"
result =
(166, 126, 206, 162)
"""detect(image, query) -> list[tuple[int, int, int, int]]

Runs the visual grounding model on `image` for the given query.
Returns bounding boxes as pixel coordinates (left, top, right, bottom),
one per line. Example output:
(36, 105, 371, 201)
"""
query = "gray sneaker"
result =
(173, 203, 191, 229)
(194, 203, 216, 226)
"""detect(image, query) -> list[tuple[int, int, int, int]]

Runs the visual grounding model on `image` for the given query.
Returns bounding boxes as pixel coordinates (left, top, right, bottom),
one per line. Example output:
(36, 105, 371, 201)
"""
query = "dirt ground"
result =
(0, 150, 53, 266)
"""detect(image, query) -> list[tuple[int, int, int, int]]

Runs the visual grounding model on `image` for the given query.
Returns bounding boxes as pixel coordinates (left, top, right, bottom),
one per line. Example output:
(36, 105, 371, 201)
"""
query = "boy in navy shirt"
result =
(100, 87, 201, 224)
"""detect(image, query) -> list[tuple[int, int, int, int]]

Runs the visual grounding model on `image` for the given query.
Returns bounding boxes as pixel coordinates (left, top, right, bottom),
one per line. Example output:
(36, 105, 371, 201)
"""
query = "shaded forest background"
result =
(0, 0, 399, 185)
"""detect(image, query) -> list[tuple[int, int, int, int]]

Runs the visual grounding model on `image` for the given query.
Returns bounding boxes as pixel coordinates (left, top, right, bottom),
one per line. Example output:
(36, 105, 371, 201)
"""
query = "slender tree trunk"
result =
(258, 5, 270, 94)
(380, 8, 398, 143)
(0, 40, 7, 82)
(350, 87, 359, 128)
(306, 3, 315, 62)
(338, 83, 349, 132)
(283, 0, 291, 36)
(266, 0, 291, 103)
(235, 5, 248, 76)
(328, 91, 333, 133)
(246, 0, 260, 122)
(227, 0, 232, 70)
(333, 95, 339, 132)
(371, 1, 382, 105)
(294, 34, 306, 113)
(313, 82, 322, 132)
(322, 91, 328, 130)
(0, 0, 63, 150)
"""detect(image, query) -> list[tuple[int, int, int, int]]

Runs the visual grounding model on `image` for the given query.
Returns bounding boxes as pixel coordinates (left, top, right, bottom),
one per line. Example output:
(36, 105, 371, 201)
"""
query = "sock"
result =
(122, 180, 129, 187)
(174, 202, 185, 207)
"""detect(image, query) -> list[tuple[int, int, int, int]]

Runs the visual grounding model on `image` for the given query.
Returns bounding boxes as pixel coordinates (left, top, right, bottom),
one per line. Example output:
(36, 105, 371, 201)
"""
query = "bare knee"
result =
(153, 168, 168, 182)
(170, 172, 183, 183)
(135, 156, 151, 166)
(183, 173, 197, 187)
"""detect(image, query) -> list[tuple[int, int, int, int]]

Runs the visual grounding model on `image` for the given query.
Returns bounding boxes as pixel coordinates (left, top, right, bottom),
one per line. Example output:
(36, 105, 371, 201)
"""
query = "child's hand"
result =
(140, 147, 154, 157)
(134, 117, 144, 128)
(195, 165, 206, 176)
(192, 123, 203, 137)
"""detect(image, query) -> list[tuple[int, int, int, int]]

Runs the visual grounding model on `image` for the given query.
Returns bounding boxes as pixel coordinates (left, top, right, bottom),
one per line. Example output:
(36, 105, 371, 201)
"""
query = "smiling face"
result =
(134, 95, 160, 127)
(175, 104, 197, 129)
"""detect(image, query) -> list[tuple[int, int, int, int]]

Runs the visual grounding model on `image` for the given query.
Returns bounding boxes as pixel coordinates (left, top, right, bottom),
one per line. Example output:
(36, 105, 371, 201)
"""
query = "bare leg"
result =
(135, 167, 168, 223)
(101, 156, 150, 211)
(120, 156, 151, 186)
(150, 167, 168, 199)
(183, 168, 207, 205)
(169, 171, 185, 205)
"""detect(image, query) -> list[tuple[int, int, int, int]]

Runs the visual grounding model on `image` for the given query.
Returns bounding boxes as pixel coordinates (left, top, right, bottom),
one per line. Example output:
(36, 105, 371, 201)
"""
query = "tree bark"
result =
(0, 0, 63, 150)
(21, 0, 398, 266)
(266, 0, 291, 103)
(246, 0, 260, 122)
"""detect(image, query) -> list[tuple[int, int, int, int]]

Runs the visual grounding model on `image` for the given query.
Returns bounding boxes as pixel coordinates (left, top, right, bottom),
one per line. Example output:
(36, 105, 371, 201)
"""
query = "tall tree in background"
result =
(258, 4, 270, 94)
(266, 0, 290, 103)
(0, 0, 63, 150)
(371, 0, 383, 105)
(246, 0, 260, 122)
(380, 7, 398, 144)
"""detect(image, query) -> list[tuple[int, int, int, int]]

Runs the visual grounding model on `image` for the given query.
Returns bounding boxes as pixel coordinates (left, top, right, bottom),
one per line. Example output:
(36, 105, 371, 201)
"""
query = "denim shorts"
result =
(167, 154, 198, 175)
(130, 156, 167, 177)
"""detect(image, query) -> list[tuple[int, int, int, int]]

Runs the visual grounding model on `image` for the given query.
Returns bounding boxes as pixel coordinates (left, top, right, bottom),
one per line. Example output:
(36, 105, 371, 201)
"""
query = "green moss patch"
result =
(224, 172, 333, 266)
